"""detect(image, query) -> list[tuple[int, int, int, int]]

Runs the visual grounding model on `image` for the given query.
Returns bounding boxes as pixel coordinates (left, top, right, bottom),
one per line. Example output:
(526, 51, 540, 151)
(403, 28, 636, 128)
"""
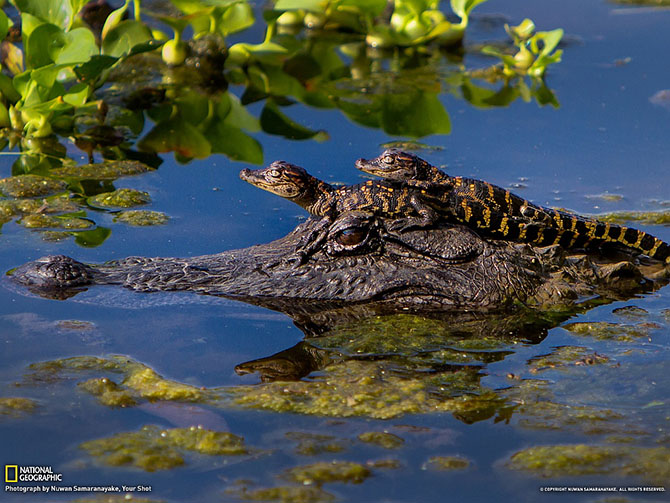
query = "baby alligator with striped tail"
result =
(356, 149, 670, 263)
(239, 160, 549, 255)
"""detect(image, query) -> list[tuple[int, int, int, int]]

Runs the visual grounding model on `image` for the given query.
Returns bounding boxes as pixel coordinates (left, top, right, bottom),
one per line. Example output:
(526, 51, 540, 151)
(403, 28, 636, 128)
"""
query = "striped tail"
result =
(475, 208, 670, 263)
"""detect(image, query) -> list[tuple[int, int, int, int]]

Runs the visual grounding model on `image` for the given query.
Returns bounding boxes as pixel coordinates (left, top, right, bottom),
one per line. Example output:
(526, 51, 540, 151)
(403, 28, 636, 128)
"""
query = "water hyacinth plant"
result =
(481, 18, 564, 77)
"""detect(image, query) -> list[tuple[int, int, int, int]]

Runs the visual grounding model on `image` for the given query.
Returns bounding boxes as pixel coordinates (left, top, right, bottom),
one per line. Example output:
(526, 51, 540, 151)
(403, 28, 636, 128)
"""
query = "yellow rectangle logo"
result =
(5, 465, 18, 483)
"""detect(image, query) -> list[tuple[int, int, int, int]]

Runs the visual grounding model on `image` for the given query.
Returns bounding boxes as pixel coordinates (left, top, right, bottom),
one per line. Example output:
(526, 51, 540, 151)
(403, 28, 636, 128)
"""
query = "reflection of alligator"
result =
(356, 150, 670, 262)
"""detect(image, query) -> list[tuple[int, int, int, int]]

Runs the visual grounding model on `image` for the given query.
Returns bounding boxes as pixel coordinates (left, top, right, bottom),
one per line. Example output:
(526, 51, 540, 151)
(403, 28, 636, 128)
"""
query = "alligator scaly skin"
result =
(356, 150, 670, 263)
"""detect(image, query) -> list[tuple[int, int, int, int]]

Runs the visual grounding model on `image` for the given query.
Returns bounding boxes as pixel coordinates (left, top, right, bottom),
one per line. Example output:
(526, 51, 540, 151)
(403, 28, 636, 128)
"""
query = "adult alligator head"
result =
(9, 211, 667, 315)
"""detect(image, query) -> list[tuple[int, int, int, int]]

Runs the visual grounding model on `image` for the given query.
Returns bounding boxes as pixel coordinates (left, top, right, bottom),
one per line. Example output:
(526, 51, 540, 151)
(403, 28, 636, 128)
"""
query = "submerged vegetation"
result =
(80, 424, 249, 471)
(18, 305, 670, 488)
(0, 0, 567, 244)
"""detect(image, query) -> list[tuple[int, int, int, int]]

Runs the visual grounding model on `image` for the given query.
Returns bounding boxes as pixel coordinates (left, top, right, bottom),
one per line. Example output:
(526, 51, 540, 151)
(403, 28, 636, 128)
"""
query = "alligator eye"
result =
(336, 228, 367, 246)
(382, 155, 395, 165)
(268, 169, 280, 178)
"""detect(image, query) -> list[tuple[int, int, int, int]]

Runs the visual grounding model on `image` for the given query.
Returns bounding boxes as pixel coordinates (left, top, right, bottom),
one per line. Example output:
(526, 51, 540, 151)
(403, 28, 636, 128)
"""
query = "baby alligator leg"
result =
(291, 215, 333, 263)
(520, 204, 555, 226)
(387, 195, 439, 232)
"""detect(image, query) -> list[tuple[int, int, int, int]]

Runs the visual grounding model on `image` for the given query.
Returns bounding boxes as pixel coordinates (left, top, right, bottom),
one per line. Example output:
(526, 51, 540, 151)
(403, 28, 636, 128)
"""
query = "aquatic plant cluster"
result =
(10, 306, 670, 492)
(0, 0, 565, 244)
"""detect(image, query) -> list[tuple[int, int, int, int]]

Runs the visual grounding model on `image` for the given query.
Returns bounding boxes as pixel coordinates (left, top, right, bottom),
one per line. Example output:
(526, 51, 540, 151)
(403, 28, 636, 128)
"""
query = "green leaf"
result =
(531, 80, 559, 108)
(25, 23, 61, 68)
(481, 45, 516, 68)
(451, 0, 488, 19)
(338, 0, 387, 17)
(248, 65, 305, 99)
(0, 9, 9, 41)
(69, 0, 89, 20)
(461, 80, 518, 108)
(102, 0, 130, 40)
(222, 93, 260, 132)
(63, 82, 90, 107)
(205, 121, 263, 164)
(274, 0, 325, 12)
(169, 0, 216, 14)
(126, 39, 165, 57)
(380, 92, 450, 137)
(260, 101, 327, 140)
(71, 226, 112, 248)
(25, 24, 98, 69)
(74, 55, 118, 83)
(137, 117, 212, 159)
(13, 0, 73, 29)
(53, 27, 99, 65)
(102, 20, 153, 58)
(20, 12, 44, 39)
(529, 50, 562, 77)
(229, 41, 289, 65)
(536, 28, 563, 57)
(220, 2, 255, 35)
(174, 92, 210, 125)
(0, 74, 21, 103)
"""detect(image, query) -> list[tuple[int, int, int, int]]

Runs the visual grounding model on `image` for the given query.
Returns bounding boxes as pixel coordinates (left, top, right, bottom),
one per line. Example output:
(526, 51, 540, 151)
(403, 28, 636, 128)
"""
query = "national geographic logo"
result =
(5, 465, 17, 483)
(5, 465, 63, 482)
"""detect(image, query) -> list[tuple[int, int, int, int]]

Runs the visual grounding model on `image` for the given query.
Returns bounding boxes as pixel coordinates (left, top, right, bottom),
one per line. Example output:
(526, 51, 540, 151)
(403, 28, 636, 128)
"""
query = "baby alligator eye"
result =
(268, 169, 280, 178)
(382, 155, 395, 164)
(336, 228, 367, 246)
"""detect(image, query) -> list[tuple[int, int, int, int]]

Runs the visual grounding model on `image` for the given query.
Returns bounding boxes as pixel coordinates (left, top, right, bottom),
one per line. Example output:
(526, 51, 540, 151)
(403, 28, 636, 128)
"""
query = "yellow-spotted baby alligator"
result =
(240, 161, 436, 230)
(240, 161, 538, 240)
(356, 149, 670, 263)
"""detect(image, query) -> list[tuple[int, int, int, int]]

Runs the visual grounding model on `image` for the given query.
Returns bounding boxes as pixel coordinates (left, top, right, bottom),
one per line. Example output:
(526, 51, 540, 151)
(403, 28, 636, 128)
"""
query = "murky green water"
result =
(2, 0, 670, 502)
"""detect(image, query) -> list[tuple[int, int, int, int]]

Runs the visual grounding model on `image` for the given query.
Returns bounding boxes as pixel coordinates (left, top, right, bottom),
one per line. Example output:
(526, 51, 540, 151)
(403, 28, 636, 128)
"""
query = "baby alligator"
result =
(240, 160, 437, 230)
(356, 150, 670, 263)
(240, 161, 539, 243)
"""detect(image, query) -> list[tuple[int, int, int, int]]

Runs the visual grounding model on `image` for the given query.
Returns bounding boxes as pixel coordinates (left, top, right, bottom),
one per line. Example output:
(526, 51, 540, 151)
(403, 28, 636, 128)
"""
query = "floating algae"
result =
(312, 313, 521, 357)
(50, 160, 152, 180)
(19, 213, 93, 230)
(422, 456, 470, 471)
(502, 379, 645, 436)
(56, 320, 97, 331)
(611, 306, 649, 320)
(366, 458, 402, 469)
(285, 461, 371, 485)
(27, 356, 210, 403)
(0, 174, 66, 197)
(28, 354, 504, 419)
(562, 321, 660, 342)
(597, 210, 670, 226)
(285, 432, 347, 456)
(528, 346, 610, 374)
(114, 210, 169, 226)
(81, 425, 248, 471)
(0, 397, 37, 417)
(88, 189, 151, 209)
(229, 359, 503, 420)
(79, 377, 137, 407)
(357, 431, 405, 449)
(0, 194, 78, 217)
(507, 444, 670, 484)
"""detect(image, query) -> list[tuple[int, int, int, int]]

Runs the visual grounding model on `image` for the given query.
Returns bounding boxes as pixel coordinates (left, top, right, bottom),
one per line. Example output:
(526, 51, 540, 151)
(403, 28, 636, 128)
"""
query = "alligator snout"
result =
(354, 157, 369, 170)
(239, 168, 253, 182)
